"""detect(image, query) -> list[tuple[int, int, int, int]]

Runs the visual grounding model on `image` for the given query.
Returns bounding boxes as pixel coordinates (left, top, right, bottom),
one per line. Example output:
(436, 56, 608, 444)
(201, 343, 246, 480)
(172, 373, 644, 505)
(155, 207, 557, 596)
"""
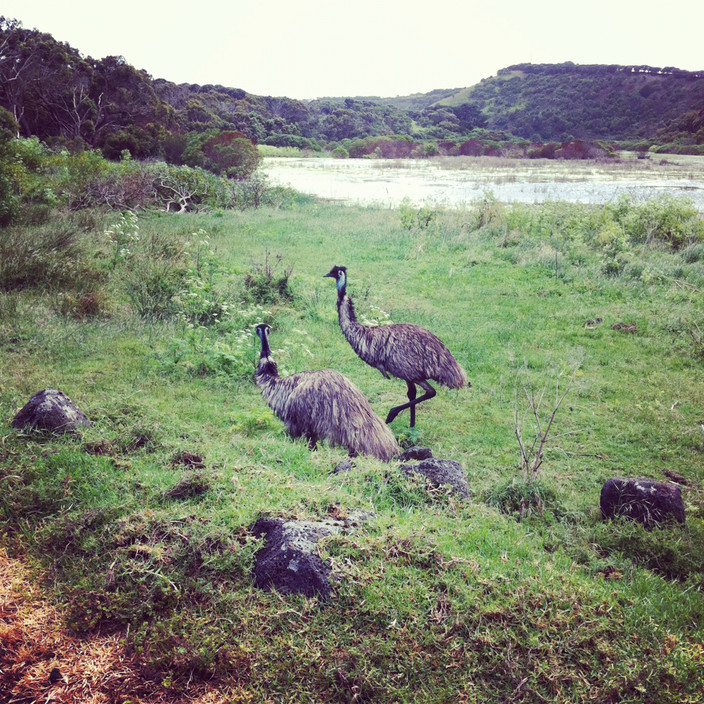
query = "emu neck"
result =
(337, 291, 362, 335)
(255, 335, 279, 386)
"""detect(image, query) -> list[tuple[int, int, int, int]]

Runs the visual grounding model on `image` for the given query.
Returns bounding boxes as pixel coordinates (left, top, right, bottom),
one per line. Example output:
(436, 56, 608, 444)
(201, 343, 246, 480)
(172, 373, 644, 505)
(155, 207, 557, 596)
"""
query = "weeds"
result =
(513, 363, 577, 484)
(243, 249, 294, 304)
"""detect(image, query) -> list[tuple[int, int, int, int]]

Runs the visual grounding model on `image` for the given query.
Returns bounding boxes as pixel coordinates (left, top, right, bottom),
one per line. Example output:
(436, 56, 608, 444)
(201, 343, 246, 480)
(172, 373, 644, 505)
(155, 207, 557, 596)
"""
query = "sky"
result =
(3, 0, 704, 100)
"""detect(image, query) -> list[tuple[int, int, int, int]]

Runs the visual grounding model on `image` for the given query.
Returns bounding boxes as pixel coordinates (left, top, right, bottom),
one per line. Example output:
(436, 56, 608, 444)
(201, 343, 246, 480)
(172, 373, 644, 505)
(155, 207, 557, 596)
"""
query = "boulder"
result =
(600, 478, 685, 528)
(331, 459, 354, 475)
(11, 388, 90, 434)
(251, 510, 373, 599)
(399, 458, 469, 498)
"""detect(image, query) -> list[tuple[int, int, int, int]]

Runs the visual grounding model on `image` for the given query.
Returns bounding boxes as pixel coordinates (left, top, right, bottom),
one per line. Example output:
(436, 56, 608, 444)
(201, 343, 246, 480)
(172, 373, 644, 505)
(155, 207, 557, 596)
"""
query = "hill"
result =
(369, 63, 704, 144)
(1, 16, 704, 156)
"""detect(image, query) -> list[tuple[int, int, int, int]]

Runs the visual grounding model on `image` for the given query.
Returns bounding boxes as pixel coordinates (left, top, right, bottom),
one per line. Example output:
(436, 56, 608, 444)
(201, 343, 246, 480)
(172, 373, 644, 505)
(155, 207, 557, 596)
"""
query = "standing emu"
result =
(324, 265, 469, 427)
(254, 324, 400, 461)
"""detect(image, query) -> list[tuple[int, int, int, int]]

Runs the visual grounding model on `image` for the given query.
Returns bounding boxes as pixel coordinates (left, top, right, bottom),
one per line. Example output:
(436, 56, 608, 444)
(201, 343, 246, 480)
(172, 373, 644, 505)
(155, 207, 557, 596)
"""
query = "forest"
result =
(2, 16, 704, 169)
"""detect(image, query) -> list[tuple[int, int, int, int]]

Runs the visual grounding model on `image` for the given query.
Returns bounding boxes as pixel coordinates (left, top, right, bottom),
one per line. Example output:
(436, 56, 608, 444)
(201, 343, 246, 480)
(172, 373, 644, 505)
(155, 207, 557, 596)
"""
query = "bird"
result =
(254, 323, 400, 461)
(323, 265, 469, 427)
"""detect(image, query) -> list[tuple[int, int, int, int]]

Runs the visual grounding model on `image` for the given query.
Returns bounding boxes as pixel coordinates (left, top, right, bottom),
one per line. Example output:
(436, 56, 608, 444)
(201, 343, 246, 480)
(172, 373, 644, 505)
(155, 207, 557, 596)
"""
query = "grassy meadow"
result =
(1, 192, 704, 702)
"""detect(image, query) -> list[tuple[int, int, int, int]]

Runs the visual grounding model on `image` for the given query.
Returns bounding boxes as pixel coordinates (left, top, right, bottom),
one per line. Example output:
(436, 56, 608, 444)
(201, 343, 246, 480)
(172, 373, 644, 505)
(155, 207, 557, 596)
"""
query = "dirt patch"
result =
(611, 321, 638, 333)
(0, 549, 238, 704)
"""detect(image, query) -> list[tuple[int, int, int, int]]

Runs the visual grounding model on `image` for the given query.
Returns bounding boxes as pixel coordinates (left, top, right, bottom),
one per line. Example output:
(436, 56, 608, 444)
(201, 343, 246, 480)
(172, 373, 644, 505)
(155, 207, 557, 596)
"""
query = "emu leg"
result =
(407, 382, 417, 427)
(386, 381, 436, 426)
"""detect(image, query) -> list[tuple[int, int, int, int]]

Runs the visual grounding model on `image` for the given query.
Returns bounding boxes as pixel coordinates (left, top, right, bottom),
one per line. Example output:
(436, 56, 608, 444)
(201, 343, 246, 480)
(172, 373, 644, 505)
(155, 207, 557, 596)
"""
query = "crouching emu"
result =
(324, 265, 469, 427)
(254, 324, 400, 461)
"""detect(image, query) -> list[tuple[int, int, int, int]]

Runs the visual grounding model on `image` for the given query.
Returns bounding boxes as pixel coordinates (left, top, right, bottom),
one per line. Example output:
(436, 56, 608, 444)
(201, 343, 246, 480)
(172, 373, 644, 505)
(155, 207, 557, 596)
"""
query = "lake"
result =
(262, 154, 704, 211)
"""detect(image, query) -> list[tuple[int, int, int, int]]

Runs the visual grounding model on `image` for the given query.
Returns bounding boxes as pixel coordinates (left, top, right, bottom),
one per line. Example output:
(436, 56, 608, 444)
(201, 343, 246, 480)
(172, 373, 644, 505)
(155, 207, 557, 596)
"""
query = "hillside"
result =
(1, 16, 704, 156)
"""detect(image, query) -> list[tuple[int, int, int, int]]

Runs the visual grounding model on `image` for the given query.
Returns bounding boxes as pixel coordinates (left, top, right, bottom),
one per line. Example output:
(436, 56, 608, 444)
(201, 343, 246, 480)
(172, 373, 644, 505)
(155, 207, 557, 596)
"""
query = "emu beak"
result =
(323, 271, 335, 278)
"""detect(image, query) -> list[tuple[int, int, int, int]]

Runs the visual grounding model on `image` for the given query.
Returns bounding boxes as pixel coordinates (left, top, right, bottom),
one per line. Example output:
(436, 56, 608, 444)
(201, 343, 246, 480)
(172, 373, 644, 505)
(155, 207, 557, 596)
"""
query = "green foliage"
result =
(2, 193, 704, 700)
(182, 130, 261, 180)
(605, 193, 704, 250)
(485, 476, 563, 520)
(0, 109, 20, 225)
(243, 250, 294, 304)
(0, 216, 95, 291)
(399, 198, 438, 230)
(331, 145, 349, 159)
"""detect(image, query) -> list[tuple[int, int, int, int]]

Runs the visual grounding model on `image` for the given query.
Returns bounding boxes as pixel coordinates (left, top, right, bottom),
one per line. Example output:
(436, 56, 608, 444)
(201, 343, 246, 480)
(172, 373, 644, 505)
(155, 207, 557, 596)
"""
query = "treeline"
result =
(453, 63, 704, 144)
(2, 16, 704, 163)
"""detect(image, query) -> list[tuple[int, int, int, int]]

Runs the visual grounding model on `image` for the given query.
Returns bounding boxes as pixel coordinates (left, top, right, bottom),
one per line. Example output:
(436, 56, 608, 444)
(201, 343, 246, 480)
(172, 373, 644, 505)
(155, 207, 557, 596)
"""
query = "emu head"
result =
(256, 324, 272, 357)
(324, 265, 347, 293)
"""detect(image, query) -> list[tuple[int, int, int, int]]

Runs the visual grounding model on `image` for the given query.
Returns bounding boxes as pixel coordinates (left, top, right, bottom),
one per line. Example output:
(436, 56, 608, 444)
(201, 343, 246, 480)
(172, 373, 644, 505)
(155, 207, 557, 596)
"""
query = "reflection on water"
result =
(263, 156, 704, 211)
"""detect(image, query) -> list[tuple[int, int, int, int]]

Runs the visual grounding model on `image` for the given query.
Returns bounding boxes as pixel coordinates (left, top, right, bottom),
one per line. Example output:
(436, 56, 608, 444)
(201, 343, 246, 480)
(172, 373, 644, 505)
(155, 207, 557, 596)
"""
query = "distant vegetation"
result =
(2, 16, 704, 169)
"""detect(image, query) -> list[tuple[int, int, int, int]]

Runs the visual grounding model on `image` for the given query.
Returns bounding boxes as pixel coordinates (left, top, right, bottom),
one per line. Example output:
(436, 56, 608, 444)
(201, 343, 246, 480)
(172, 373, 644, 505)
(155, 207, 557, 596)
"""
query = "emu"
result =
(324, 265, 469, 427)
(254, 324, 400, 461)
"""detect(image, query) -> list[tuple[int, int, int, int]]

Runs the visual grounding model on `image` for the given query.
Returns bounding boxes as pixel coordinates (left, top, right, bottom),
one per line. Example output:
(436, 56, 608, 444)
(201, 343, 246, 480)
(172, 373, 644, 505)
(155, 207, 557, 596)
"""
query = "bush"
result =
(243, 251, 294, 304)
(0, 219, 95, 291)
(484, 476, 563, 521)
(605, 194, 704, 250)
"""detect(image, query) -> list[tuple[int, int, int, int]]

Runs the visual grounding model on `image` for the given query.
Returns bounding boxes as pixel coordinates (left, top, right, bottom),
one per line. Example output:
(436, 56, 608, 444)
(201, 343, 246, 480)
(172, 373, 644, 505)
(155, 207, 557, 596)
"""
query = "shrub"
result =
(484, 477, 563, 521)
(605, 194, 704, 250)
(243, 251, 294, 304)
(0, 219, 95, 291)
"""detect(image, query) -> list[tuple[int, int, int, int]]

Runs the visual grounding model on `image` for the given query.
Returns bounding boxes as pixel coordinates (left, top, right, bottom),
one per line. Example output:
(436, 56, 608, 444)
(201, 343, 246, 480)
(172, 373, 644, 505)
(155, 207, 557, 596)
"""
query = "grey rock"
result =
(251, 512, 373, 599)
(331, 459, 354, 474)
(398, 446, 434, 461)
(400, 458, 469, 498)
(600, 477, 685, 527)
(11, 388, 90, 434)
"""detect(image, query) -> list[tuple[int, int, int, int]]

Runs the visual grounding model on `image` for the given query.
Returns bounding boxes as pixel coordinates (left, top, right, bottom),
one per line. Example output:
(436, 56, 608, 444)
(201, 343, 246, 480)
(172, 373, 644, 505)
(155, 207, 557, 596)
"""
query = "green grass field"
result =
(1, 196, 703, 702)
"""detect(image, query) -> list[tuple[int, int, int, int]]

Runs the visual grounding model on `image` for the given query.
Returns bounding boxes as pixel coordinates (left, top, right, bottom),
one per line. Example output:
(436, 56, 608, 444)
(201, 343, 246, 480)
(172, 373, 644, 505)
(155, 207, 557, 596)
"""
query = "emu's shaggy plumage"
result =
(254, 324, 400, 461)
(324, 265, 469, 427)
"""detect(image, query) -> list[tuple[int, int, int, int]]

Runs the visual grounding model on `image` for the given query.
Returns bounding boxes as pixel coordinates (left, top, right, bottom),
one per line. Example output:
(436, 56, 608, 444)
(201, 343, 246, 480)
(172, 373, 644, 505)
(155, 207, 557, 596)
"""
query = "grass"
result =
(1, 195, 704, 702)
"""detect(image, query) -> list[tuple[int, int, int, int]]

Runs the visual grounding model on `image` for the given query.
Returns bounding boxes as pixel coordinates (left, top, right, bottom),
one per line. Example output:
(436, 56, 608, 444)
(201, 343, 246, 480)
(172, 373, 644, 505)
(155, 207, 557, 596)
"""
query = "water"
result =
(262, 155, 704, 211)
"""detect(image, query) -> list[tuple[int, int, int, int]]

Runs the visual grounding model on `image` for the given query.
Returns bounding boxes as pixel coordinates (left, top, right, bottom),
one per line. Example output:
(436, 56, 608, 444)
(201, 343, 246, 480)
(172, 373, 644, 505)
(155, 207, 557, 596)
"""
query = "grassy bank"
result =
(1, 197, 703, 702)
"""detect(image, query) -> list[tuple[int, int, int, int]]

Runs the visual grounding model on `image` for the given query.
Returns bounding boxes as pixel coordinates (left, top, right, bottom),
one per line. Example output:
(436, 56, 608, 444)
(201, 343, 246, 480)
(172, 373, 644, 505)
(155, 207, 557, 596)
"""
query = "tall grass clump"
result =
(0, 216, 96, 292)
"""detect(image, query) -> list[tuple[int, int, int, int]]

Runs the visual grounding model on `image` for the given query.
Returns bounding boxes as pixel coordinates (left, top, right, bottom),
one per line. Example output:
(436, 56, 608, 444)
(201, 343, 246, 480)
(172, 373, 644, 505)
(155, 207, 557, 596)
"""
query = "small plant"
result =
(399, 198, 438, 230)
(473, 190, 505, 230)
(172, 230, 232, 326)
(243, 250, 294, 304)
(104, 210, 140, 268)
(485, 476, 562, 520)
(513, 363, 577, 484)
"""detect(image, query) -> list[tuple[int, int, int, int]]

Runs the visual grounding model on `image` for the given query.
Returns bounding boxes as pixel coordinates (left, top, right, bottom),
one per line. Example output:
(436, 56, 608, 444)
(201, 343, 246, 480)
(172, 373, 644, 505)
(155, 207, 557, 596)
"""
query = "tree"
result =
(0, 106, 20, 224)
(182, 130, 260, 179)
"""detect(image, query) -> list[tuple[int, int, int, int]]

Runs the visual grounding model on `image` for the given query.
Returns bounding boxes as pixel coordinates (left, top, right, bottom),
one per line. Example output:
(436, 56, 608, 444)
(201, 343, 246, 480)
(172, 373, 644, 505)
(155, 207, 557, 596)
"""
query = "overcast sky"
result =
(3, 0, 703, 99)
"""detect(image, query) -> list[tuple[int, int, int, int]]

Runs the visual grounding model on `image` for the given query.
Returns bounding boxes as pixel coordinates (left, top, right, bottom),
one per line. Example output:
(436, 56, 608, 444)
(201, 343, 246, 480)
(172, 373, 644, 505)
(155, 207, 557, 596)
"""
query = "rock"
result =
(399, 458, 469, 498)
(398, 446, 434, 461)
(600, 478, 685, 527)
(331, 459, 354, 474)
(251, 512, 373, 599)
(11, 388, 90, 434)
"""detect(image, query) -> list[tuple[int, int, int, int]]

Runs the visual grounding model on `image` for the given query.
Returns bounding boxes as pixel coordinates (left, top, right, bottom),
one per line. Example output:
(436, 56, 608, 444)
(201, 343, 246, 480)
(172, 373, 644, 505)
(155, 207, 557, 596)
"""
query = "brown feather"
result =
(255, 335, 400, 461)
